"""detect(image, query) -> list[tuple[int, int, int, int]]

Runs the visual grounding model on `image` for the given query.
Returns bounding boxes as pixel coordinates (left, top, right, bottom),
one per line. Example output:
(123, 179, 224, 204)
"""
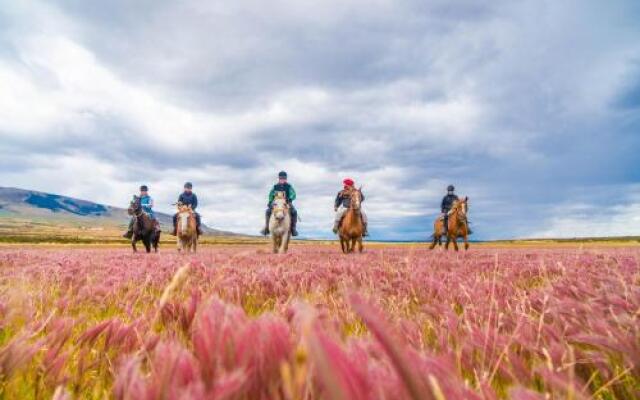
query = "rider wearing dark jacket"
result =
(172, 182, 202, 235)
(261, 171, 298, 236)
(333, 178, 368, 236)
(441, 185, 458, 235)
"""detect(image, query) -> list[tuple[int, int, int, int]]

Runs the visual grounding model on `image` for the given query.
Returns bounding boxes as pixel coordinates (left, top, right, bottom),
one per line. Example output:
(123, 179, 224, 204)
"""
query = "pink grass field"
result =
(0, 244, 638, 399)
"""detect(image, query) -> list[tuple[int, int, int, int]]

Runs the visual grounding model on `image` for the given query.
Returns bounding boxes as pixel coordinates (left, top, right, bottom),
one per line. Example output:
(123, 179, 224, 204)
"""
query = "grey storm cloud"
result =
(1, 0, 639, 239)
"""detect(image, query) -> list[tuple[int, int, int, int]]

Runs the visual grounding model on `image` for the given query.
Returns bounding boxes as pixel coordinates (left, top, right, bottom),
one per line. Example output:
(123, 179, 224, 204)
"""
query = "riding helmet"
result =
(184, 182, 193, 189)
(278, 171, 288, 179)
(447, 184, 455, 192)
(343, 178, 354, 187)
(140, 185, 149, 191)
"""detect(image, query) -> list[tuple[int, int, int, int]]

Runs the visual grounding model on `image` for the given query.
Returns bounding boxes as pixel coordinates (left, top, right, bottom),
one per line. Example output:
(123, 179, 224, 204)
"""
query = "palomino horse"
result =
(127, 196, 160, 253)
(176, 203, 198, 253)
(429, 197, 470, 251)
(269, 192, 291, 254)
(338, 187, 364, 253)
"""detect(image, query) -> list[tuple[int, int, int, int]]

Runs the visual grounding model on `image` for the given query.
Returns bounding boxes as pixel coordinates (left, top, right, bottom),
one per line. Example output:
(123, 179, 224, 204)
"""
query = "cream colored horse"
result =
(269, 192, 291, 254)
(176, 203, 198, 253)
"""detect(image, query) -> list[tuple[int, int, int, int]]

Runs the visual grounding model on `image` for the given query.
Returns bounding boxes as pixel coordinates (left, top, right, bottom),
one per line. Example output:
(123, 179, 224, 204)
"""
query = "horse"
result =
(338, 187, 364, 254)
(127, 196, 160, 253)
(269, 192, 291, 254)
(429, 197, 470, 251)
(176, 203, 198, 253)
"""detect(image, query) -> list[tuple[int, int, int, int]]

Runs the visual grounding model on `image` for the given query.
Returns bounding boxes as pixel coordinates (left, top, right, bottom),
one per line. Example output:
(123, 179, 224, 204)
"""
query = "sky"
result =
(1, 0, 639, 240)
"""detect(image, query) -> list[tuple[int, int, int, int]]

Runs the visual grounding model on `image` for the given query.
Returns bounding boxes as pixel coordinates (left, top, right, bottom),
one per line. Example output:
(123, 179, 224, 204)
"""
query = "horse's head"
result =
(175, 202, 194, 235)
(452, 196, 469, 217)
(272, 196, 288, 221)
(350, 187, 363, 210)
(128, 196, 141, 216)
(177, 202, 192, 214)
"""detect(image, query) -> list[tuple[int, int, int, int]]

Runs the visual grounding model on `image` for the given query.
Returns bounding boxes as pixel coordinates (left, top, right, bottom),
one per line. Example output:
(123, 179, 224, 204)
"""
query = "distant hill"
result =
(0, 187, 237, 236)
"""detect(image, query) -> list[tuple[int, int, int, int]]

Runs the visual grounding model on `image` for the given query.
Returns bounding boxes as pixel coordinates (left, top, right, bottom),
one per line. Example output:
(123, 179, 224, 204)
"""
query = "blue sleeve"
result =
(192, 194, 198, 210)
(178, 193, 185, 203)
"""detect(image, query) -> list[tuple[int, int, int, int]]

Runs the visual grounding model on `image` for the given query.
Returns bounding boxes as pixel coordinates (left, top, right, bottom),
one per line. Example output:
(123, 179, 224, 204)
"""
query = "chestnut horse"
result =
(429, 197, 470, 251)
(338, 188, 364, 253)
(127, 196, 160, 253)
(176, 203, 198, 253)
(269, 192, 291, 254)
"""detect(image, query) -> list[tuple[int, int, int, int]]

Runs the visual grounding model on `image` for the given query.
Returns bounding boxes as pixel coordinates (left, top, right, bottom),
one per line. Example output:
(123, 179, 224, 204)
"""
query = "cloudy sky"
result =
(1, 0, 639, 240)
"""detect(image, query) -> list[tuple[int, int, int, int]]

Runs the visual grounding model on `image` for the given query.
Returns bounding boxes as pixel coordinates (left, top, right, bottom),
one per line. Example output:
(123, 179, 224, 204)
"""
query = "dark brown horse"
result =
(429, 197, 470, 251)
(338, 188, 364, 253)
(127, 196, 160, 253)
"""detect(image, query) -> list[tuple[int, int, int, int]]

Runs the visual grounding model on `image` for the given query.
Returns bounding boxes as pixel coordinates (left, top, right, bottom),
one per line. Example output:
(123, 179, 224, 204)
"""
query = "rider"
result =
(333, 178, 369, 236)
(261, 171, 298, 236)
(172, 182, 202, 236)
(123, 185, 156, 238)
(440, 184, 459, 236)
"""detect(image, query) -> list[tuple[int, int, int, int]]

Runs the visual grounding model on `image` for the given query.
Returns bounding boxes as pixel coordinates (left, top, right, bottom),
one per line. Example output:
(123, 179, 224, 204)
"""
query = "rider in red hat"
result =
(333, 178, 368, 236)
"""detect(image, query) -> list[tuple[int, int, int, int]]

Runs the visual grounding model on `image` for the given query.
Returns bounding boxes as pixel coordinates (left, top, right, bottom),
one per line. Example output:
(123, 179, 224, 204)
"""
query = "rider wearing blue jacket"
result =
(123, 185, 156, 238)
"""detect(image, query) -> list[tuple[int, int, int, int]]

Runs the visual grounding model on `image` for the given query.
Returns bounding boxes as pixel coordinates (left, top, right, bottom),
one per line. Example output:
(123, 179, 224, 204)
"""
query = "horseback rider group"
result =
(123, 172, 466, 240)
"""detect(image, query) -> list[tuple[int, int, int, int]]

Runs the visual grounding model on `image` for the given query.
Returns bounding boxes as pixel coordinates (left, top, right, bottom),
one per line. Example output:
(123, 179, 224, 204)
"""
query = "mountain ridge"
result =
(0, 186, 236, 236)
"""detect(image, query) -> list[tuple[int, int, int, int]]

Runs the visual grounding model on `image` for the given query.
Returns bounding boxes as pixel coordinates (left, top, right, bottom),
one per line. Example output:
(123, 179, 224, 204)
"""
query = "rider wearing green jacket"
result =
(261, 171, 299, 236)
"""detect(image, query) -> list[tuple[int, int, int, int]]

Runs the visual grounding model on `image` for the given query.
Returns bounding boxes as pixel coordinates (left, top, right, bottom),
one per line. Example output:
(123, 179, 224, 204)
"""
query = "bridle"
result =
(272, 198, 289, 220)
(450, 200, 468, 225)
(130, 198, 144, 218)
(348, 188, 362, 211)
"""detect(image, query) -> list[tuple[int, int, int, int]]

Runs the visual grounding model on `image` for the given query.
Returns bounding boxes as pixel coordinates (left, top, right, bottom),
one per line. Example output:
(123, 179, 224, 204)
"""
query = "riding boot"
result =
(123, 218, 134, 238)
(443, 215, 449, 237)
(172, 214, 177, 236)
(290, 214, 299, 237)
(195, 213, 203, 236)
(261, 212, 270, 236)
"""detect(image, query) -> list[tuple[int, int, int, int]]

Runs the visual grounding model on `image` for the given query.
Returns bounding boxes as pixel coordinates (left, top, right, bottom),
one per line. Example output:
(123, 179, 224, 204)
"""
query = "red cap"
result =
(343, 178, 354, 187)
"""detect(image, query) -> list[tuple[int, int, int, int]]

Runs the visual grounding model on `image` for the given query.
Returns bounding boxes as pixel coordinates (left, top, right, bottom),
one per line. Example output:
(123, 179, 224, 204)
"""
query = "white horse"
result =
(269, 193, 291, 254)
(176, 204, 198, 253)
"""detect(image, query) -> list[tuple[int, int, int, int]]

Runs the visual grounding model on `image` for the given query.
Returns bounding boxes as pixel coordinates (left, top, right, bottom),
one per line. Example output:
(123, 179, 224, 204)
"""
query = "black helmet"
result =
(447, 185, 455, 192)
(278, 171, 287, 179)
(140, 185, 149, 191)
(184, 182, 193, 189)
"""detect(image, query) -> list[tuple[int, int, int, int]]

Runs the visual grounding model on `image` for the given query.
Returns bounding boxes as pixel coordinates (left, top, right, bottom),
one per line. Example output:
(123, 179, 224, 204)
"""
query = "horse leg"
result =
(429, 235, 438, 250)
(281, 233, 290, 254)
(429, 227, 438, 250)
(445, 236, 450, 250)
(144, 237, 151, 253)
(357, 237, 363, 253)
(193, 237, 197, 253)
(452, 236, 459, 252)
(131, 239, 137, 253)
(272, 235, 278, 254)
(463, 234, 469, 250)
